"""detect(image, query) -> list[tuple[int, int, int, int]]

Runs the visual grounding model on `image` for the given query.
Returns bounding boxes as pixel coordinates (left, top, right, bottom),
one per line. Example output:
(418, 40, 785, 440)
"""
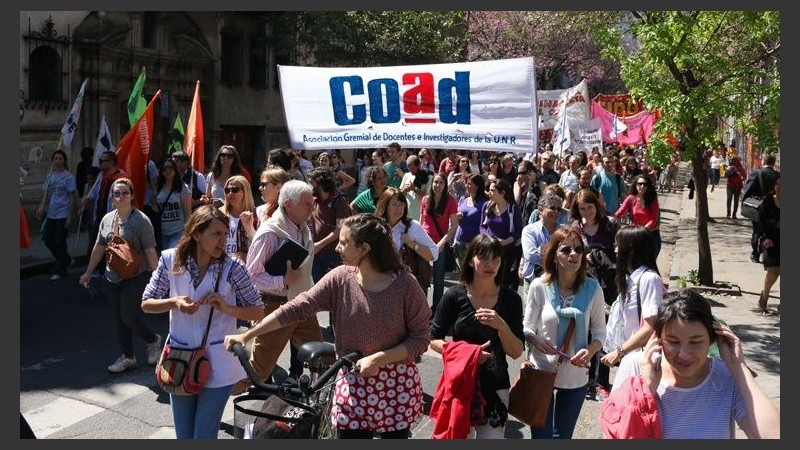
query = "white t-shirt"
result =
(604, 266, 665, 352)
(710, 155, 725, 170)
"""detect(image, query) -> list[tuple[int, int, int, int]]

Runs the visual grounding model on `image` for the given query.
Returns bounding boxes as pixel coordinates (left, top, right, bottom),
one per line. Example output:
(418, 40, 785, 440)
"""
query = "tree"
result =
(466, 11, 627, 94)
(598, 11, 779, 285)
(291, 11, 469, 67)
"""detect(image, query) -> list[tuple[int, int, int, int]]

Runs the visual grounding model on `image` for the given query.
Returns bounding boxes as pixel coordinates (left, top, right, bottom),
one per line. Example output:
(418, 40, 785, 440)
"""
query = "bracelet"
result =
(616, 346, 627, 357)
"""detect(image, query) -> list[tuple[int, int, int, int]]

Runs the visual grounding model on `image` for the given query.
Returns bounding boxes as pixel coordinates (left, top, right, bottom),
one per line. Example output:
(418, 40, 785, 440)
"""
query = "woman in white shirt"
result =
(374, 187, 438, 292)
(601, 225, 665, 373)
(523, 226, 606, 439)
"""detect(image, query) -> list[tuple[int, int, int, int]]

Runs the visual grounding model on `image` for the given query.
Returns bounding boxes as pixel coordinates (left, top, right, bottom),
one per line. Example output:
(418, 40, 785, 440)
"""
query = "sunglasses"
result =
(517, 171, 528, 175)
(259, 182, 271, 188)
(219, 153, 235, 159)
(111, 191, 131, 198)
(558, 245, 585, 255)
(224, 186, 242, 194)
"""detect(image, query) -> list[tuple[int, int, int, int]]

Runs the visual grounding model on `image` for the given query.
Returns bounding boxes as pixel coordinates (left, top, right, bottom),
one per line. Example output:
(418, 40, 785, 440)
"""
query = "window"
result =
(249, 35, 267, 89)
(29, 46, 63, 102)
(143, 12, 158, 49)
(221, 32, 243, 86)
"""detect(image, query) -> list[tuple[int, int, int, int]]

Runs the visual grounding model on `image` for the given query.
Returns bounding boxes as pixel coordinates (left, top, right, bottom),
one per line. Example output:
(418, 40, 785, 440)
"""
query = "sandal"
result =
(758, 291, 768, 313)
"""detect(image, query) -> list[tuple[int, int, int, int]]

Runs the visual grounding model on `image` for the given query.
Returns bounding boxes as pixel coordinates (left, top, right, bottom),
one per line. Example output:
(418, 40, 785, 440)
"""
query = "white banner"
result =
(537, 79, 590, 130)
(60, 78, 88, 148)
(278, 58, 537, 153)
(93, 115, 115, 167)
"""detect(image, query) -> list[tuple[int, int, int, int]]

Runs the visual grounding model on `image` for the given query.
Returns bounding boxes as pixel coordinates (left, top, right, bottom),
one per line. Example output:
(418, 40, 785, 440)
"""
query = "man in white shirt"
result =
(400, 155, 431, 221)
(559, 154, 581, 194)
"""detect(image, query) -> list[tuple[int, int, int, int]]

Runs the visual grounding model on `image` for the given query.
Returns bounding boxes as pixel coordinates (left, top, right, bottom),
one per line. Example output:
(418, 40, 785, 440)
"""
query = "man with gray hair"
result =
(519, 192, 564, 298)
(234, 179, 323, 394)
(399, 154, 431, 221)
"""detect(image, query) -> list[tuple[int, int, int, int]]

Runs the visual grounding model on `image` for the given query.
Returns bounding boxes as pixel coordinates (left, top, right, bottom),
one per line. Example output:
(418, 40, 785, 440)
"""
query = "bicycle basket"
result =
(233, 393, 318, 439)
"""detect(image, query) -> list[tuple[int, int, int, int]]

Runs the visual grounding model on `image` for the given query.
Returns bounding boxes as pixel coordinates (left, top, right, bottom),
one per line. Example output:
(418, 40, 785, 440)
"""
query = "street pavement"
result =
(19, 163, 780, 439)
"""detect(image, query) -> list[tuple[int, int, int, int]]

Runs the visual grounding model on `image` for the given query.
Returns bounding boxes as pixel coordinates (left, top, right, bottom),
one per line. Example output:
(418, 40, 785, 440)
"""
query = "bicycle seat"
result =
(297, 341, 336, 366)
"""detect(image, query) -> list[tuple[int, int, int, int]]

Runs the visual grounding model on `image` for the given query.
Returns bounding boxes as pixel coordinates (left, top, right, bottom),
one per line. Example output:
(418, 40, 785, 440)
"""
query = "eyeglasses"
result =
(558, 245, 585, 255)
(546, 205, 561, 211)
(111, 191, 131, 198)
(224, 186, 242, 194)
(219, 153, 235, 159)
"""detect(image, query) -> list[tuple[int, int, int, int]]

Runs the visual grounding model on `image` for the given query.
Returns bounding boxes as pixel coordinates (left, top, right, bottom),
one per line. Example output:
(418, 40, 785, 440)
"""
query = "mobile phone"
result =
(651, 350, 662, 366)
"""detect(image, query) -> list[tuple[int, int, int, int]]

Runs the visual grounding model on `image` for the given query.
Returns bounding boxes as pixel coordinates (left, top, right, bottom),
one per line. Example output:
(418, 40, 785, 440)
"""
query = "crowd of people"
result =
(38, 140, 778, 439)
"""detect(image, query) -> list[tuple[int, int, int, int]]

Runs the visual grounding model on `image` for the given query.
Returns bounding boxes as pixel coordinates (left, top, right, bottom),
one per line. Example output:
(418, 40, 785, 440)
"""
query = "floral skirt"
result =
(331, 362, 424, 432)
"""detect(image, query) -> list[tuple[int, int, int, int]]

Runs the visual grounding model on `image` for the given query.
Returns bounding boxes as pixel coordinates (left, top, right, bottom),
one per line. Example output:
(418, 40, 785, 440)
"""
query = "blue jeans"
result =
(171, 385, 233, 439)
(530, 383, 588, 439)
(431, 250, 447, 314)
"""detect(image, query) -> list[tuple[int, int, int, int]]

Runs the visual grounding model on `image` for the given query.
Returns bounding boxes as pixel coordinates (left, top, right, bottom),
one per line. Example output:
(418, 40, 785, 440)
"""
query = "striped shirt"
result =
(614, 353, 747, 439)
(142, 254, 262, 308)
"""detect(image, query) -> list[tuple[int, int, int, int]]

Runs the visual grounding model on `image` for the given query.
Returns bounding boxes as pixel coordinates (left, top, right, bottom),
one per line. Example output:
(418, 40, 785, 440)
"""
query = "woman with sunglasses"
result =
(79, 178, 163, 374)
(204, 145, 245, 203)
(317, 151, 356, 194)
(614, 175, 661, 259)
(219, 176, 258, 264)
(447, 154, 471, 200)
(153, 157, 192, 250)
(522, 227, 606, 439)
(255, 167, 291, 222)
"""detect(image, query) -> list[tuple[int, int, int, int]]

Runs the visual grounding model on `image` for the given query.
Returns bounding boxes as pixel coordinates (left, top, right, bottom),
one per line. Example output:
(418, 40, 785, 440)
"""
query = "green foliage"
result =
(293, 11, 469, 67)
(599, 11, 780, 162)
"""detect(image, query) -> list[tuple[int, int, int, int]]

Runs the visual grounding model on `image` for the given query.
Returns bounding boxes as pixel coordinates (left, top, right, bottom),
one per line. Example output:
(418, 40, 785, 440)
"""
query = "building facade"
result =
(20, 11, 297, 213)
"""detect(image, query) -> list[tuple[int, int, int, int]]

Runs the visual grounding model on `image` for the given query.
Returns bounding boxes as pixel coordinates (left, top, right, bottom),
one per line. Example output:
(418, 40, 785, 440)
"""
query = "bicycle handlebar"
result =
(230, 342, 361, 397)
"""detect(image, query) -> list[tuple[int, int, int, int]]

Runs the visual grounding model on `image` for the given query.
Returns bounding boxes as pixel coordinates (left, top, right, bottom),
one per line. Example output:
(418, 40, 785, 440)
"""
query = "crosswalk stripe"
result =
(24, 397, 105, 438)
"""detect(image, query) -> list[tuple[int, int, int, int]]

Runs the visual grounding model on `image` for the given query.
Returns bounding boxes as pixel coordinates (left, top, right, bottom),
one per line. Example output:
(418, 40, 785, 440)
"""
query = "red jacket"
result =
(599, 375, 662, 439)
(429, 341, 483, 439)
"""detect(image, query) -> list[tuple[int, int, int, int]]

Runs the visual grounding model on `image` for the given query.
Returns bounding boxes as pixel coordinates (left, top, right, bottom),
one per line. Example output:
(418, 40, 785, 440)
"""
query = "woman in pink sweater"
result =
(615, 175, 661, 259)
(225, 213, 430, 439)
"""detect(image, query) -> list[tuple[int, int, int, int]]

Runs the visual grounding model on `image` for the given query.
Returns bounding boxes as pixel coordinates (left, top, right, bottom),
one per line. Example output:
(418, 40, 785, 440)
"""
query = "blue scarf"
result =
(547, 277, 598, 353)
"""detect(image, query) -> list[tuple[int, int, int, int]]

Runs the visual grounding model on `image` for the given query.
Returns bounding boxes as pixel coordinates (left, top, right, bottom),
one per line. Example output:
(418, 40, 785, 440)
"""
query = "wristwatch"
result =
(616, 346, 627, 357)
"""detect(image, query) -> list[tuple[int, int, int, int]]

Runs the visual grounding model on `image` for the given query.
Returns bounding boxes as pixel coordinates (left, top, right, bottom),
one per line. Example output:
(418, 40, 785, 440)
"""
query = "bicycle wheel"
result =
(311, 380, 338, 439)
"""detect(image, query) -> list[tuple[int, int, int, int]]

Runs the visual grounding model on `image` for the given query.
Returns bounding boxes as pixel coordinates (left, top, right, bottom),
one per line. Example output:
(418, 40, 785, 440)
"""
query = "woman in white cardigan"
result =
(522, 226, 606, 439)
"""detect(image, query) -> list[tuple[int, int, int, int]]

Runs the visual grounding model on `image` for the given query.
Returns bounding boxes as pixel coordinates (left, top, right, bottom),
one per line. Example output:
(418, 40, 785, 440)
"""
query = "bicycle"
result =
(230, 340, 360, 439)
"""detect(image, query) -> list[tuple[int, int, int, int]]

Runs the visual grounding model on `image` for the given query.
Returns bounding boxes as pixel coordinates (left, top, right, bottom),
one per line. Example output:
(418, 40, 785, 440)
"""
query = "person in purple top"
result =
(453, 173, 489, 269)
(480, 178, 523, 292)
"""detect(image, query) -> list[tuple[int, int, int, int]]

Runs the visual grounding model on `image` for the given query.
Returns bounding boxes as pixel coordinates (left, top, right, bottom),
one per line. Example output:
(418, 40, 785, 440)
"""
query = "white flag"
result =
(92, 116, 114, 167)
(60, 79, 89, 148)
(609, 114, 627, 140)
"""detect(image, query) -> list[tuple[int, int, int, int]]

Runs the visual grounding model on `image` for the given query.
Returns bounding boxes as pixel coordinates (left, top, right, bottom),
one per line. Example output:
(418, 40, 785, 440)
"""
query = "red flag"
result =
(184, 81, 205, 174)
(116, 90, 162, 208)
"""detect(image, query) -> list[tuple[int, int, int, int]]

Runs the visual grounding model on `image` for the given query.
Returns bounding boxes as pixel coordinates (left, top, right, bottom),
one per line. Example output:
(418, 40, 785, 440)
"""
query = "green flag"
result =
(127, 69, 147, 127)
(168, 113, 185, 155)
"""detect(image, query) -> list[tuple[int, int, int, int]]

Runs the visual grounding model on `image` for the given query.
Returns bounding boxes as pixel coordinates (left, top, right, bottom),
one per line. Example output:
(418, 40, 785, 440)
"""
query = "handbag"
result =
(431, 214, 458, 272)
(741, 170, 764, 221)
(155, 268, 221, 395)
(105, 212, 144, 279)
(507, 318, 575, 428)
(238, 394, 317, 439)
(399, 222, 431, 289)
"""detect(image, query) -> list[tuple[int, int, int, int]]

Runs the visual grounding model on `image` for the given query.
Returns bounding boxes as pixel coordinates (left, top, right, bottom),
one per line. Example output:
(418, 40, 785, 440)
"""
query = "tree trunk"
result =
(690, 152, 714, 286)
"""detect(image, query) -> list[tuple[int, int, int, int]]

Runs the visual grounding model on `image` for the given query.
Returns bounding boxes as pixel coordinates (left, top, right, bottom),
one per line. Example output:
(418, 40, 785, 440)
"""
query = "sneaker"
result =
(49, 274, 61, 281)
(108, 354, 137, 373)
(594, 385, 610, 403)
(147, 334, 163, 365)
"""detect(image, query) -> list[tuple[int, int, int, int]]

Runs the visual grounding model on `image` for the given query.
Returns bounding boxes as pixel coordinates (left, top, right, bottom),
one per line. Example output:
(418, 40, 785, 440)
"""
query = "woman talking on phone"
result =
(610, 289, 779, 439)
